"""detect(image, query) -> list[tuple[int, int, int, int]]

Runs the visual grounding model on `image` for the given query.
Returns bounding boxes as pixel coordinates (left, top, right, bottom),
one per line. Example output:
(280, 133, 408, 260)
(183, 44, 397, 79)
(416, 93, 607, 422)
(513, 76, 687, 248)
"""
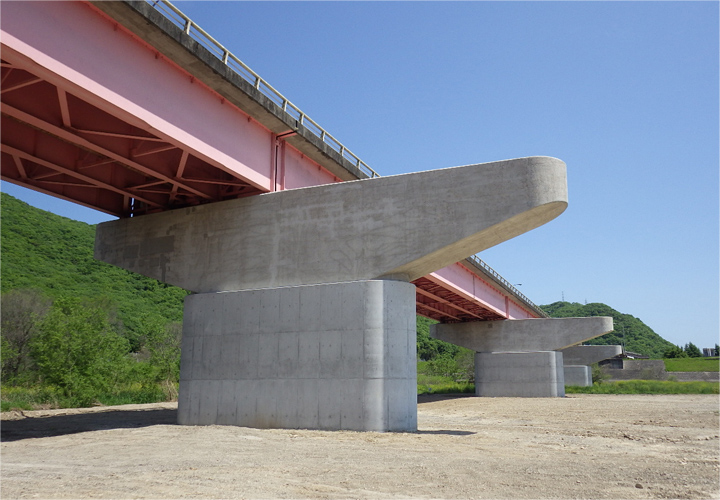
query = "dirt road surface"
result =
(1, 394, 718, 499)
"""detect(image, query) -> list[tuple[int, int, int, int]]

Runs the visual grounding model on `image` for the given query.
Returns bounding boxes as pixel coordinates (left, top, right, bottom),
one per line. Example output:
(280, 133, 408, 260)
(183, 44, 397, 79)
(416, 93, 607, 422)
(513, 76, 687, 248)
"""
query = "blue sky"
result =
(4, 1, 718, 350)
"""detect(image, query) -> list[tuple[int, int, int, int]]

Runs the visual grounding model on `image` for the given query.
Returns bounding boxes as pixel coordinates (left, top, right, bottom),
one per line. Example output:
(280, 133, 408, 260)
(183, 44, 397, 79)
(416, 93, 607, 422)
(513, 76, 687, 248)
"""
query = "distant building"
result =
(702, 348, 716, 357)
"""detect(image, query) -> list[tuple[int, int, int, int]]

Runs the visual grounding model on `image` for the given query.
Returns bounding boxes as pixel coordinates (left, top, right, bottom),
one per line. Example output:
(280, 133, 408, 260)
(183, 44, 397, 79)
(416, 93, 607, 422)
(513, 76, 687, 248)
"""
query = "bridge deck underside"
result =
(413, 277, 505, 323)
(1, 60, 264, 218)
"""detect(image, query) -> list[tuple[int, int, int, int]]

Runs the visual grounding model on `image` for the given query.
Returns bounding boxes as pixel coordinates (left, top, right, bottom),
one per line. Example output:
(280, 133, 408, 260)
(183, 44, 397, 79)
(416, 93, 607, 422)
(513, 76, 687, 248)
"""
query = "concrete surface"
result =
(474, 351, 565, 397)
(560, 345, 622, 365)
(564, 365, 592, 386)
(177, 280, 417, 432)
(430, 316, 613, 352)
(95, 156, 567, 293)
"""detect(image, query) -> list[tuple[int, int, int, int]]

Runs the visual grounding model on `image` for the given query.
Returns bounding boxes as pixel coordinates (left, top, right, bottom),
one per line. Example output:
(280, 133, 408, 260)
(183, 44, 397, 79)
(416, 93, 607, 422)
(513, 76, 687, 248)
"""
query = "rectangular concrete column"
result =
(178, 280, 417, 432)
(475, 351, 565, 397)
(564, 365, 593, 387)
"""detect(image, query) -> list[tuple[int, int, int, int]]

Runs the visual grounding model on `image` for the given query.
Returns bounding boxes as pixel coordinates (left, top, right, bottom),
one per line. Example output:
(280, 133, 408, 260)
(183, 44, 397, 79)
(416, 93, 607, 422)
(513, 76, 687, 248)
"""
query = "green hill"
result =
(1, 193, 189, 349)
(540, 301, 674, 358)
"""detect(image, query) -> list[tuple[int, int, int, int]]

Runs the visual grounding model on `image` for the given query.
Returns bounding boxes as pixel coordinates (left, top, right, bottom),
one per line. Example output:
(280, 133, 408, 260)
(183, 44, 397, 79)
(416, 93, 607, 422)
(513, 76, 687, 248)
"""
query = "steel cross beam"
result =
(0, 57, 265, 216)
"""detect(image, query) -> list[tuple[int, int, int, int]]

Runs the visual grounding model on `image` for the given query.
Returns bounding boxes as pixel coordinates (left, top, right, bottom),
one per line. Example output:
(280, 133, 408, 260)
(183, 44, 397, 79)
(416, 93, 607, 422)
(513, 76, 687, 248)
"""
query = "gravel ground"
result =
(1, 394, 718, 499)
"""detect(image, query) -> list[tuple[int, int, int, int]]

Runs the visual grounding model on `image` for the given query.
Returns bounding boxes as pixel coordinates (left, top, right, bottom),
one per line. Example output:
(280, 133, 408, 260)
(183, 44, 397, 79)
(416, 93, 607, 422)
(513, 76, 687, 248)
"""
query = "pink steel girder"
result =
(0, 1, 343, 217)
(0, 56, 263, 217)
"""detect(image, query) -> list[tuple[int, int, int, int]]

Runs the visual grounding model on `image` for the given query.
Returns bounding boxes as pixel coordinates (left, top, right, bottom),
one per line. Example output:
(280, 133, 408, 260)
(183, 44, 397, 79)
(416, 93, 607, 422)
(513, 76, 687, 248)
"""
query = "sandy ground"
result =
(1, 394, 718, 499)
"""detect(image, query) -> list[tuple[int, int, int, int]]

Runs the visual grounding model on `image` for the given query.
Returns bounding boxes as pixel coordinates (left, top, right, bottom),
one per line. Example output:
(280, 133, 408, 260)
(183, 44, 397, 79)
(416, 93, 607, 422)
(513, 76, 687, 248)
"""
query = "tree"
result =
(454, 348, 475, 382)
(663, 345, 688, 359)
(715, 344, 719, 357)
(1, 289, 52, 380)
(144, 319, 182, 399)
(30, 297, 130, 405)
(416, 316, 460, 361)
(684, 342, 702, 358)
(426, 353, 459, 378)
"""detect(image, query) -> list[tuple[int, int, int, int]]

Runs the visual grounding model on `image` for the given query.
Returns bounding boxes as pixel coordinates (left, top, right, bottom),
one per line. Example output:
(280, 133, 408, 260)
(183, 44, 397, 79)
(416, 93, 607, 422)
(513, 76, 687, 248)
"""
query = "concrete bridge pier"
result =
(563, 365, 593, 387)
(475, 351, 566, 397)
(96, 156, 569, 429)
(178, 280, 417, 431)
(431, 317, 614, 397)
(560, 345, 623, 387)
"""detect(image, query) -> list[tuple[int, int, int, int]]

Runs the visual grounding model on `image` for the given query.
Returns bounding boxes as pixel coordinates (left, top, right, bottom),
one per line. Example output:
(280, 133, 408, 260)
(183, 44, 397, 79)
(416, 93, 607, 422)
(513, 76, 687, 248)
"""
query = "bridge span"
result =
(1, 0, 544, 322)
(1, 1, 612, 431)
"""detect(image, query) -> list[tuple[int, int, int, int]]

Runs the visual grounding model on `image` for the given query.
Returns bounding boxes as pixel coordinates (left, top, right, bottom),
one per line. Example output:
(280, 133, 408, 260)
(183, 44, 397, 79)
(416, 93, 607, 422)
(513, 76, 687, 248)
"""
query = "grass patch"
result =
(417, 373, 474, 395)
(1, 383, 172, 412)
(0, 385, 64, 411)
(566, 380, 719, 395)
(417, 382, 474, 395)
(663, 357, 719, 372)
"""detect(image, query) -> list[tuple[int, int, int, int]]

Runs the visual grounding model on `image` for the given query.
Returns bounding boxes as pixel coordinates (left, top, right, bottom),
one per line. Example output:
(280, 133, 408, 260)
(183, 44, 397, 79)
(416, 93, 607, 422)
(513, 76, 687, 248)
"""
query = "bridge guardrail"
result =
(146, 0, 380, 179)
(467, 255, 549, 318)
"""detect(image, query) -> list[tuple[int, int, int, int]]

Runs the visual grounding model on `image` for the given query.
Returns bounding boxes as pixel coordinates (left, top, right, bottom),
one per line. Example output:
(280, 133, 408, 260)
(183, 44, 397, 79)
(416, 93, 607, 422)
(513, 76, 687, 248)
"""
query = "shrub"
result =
(1, 289, 51, 380)
(30, 297, 130, 406)
(663, 345, 688, 359)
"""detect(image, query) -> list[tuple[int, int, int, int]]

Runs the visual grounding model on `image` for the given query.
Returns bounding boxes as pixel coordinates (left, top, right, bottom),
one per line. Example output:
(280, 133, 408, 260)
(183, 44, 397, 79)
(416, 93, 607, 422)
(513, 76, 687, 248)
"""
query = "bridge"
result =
(1, 1, 612, 431)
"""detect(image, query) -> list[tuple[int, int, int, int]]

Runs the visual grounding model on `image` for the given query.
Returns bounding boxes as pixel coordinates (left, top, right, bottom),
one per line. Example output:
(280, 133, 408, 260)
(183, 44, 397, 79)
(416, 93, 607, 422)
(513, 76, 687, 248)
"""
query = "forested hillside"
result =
(540, 301, 674, 358)
(1, 193, 189, 349)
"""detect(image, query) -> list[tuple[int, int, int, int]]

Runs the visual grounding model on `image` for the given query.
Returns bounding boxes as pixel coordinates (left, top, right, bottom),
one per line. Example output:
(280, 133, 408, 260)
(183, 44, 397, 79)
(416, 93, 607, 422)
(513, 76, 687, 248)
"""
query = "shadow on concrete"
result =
(0, 408, 177, 442)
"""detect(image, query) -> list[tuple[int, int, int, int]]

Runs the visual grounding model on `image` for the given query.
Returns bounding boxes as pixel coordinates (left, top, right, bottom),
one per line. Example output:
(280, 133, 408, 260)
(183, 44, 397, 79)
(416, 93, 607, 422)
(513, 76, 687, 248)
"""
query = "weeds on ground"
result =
(1, 383, 173, 412)
(417, 382, 474, 395)
(566, 380, 719, 395)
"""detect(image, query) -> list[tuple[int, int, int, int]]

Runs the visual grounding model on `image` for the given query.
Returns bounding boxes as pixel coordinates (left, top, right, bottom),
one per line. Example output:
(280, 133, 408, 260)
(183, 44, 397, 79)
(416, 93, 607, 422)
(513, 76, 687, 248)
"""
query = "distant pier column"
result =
(475, 351, 565, 397)
(563, 365, 593, 387)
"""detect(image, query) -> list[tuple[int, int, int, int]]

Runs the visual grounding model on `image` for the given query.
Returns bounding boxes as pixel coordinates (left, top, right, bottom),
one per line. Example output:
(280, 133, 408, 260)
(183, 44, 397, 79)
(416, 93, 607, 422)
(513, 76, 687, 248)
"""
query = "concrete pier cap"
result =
(561, 344, 623, 366)
(95, 156, 567, 292)
(430, 317, 614, 353)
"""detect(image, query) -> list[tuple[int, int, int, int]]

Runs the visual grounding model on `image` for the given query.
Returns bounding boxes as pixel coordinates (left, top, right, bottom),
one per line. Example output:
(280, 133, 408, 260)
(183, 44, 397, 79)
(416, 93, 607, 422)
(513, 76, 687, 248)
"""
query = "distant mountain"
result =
(0, 193, 189, 348)
(540, 301, 674, 358)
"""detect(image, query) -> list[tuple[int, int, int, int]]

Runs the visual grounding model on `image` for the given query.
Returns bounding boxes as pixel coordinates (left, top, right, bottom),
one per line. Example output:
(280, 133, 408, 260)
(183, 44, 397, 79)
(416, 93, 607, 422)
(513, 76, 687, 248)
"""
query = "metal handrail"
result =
(145, 0, 380, 179)
(467, 255, 548, 317)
